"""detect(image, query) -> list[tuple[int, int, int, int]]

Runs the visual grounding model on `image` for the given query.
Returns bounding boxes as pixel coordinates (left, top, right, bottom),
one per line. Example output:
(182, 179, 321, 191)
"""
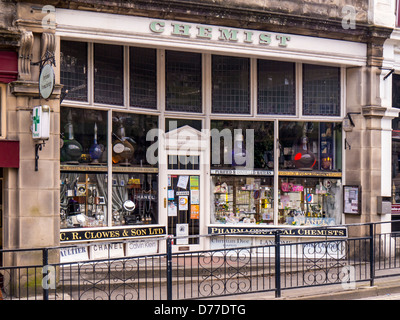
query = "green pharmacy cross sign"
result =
(33, 108, 40, 133)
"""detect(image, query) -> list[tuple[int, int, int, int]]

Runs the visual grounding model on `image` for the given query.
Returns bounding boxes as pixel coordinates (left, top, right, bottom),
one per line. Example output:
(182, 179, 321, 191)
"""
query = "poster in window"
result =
(191, 204, 200, 219)
(343, 185, 361, 215)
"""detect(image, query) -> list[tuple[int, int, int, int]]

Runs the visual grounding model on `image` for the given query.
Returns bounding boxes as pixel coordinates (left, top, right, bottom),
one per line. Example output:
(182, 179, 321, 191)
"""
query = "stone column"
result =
(345, 29, 397, 238)
(1, 3, 61, 297)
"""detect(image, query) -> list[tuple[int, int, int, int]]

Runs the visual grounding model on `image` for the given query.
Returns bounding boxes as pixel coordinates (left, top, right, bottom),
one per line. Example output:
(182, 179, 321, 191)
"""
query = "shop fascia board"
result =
(55, 9, 367, 67)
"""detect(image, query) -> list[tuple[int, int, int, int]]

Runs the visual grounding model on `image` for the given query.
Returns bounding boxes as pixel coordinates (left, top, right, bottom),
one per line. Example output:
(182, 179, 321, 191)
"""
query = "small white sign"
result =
(126, 240, 158, 256)
(60, 246, 89, 263)
(90, 242, 124, 259)
(39, 64, 55, 99)
(176, 223, 189, 245)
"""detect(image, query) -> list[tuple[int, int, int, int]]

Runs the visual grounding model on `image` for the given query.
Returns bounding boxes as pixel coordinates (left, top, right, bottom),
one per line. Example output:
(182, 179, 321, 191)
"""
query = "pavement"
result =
(206, 275, 400, 300)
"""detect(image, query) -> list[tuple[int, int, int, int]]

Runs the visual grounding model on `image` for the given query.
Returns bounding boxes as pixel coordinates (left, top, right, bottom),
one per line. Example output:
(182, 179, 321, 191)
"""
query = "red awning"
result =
(0, 140, 19, 168)
(0, 51, 18, 83)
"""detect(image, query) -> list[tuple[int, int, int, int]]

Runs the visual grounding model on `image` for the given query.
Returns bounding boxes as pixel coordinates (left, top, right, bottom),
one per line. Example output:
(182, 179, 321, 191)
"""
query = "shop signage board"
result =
(208, 226, 347, 237)
(39, 64, 55, 99)
(57, 9, 367, 66)
(343, 185, 361, 215)
(60, 226, 166, 242)
(392, 204, 400, 214)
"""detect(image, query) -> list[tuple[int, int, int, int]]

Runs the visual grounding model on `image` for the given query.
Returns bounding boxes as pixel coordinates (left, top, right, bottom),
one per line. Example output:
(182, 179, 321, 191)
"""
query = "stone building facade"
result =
(0, 0, 398, 265)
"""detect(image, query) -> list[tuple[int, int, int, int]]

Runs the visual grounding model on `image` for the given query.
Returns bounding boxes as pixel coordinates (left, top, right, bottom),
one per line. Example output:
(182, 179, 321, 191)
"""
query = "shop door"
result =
(163, 125, 206, 250)
(167, 173, 201, 246)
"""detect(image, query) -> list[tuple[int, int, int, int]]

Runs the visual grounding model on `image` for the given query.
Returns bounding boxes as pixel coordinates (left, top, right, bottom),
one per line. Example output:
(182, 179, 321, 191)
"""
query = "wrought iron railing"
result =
(1, 221, 400, 300)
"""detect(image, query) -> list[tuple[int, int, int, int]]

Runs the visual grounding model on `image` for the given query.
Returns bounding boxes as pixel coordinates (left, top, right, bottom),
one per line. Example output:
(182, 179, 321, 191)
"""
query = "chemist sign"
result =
(39, 64, 55, 99)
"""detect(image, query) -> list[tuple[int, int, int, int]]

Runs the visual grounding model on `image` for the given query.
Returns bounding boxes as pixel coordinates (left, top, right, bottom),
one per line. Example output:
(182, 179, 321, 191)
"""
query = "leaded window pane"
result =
(212, 55, 250, 114)
(165, 50, 202, 113)
(130, 47, 157, 109)
(258, 60, 295, 115)
(303, 64, 340, 116)
(94, 43, 124, 106)
(60, 41, 88, 102)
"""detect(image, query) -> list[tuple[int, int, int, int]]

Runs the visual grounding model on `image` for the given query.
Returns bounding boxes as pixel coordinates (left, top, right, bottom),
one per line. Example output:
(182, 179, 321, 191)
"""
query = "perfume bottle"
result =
(112, 118, 136, 166)
(293, 124, 316, 170)
(61, 110, 83, 164)
(89, 123, 104, 164)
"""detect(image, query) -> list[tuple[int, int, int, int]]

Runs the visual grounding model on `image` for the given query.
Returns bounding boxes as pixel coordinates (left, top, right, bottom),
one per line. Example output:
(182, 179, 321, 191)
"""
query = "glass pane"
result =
(168, 175, 200, 245)
(212, 55, 250, 114)
(211, 176, 273, 225)
(112, 112, 158, 167)
(303, 64, 340, 116)
(278, 177, 342, 226)
(165, 118, 202, 132)
(393, 74, 400, 109)
(60, 173, 108, 229)
(210, 120, 274, 170)
(60, 107, 108, 166)
(94, 43, 124, 105)
(278, 121, 342, 172)
(130, 47, 157, 109)
(166, 51, 202, 113)
(258, 59, 295, 115)
(112, 173, 158, 226)
(60, 41, 87, 102)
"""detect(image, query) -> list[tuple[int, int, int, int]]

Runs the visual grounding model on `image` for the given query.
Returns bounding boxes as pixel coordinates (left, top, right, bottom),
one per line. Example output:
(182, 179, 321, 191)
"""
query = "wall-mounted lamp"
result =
(343, 112, 361, 132)
(383, 69, 395, 81)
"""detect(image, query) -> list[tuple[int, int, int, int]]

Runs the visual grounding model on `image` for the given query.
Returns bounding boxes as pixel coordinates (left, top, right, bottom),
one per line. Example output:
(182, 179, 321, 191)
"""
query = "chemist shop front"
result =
(56, 10, 361, 261)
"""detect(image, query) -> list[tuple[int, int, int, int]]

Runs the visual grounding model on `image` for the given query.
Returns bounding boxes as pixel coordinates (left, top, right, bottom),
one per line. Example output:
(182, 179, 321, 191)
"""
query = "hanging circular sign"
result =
(39, 64, 55, 100)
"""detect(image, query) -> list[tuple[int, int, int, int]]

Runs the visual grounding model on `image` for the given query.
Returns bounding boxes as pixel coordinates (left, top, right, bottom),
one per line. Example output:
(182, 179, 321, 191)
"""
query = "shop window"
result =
(257, 60, 295, 115)
(278, 177, 341, 226)
(112, 173, 158, 226)
(392, 74, 400, 109)
(278, 121, 342, 172)
(303, 64, 340, 116)
(60, 41, 88, 102)
(94, 43, 124, 106)
(212, 55, 250, 114)
(60, 107, 108, 166)
(211, 176, 274, 225)
(166, 50, 202, 113)
(130, 47, 157, 109)
(210, 120, 274, 170)
(112, 112, 158, 167)
(60, 173, 108, 229)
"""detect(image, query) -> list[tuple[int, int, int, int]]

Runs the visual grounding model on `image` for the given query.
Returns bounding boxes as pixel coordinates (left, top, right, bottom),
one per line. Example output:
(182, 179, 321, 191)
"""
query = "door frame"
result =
(160, 125, 208, 252)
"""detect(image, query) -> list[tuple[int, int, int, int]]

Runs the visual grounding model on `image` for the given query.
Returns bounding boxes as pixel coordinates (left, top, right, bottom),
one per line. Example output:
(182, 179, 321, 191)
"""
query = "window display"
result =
(60, 108, 108, 166)
(278, 177, 341, 226)
(211, 120, 274, 170)
(60, 173, 108, 228)
(279, 121, 342, 172)
(211, 176, 274, 225)
(112, 112, 158, 167)
(112, 173, 158, 226)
